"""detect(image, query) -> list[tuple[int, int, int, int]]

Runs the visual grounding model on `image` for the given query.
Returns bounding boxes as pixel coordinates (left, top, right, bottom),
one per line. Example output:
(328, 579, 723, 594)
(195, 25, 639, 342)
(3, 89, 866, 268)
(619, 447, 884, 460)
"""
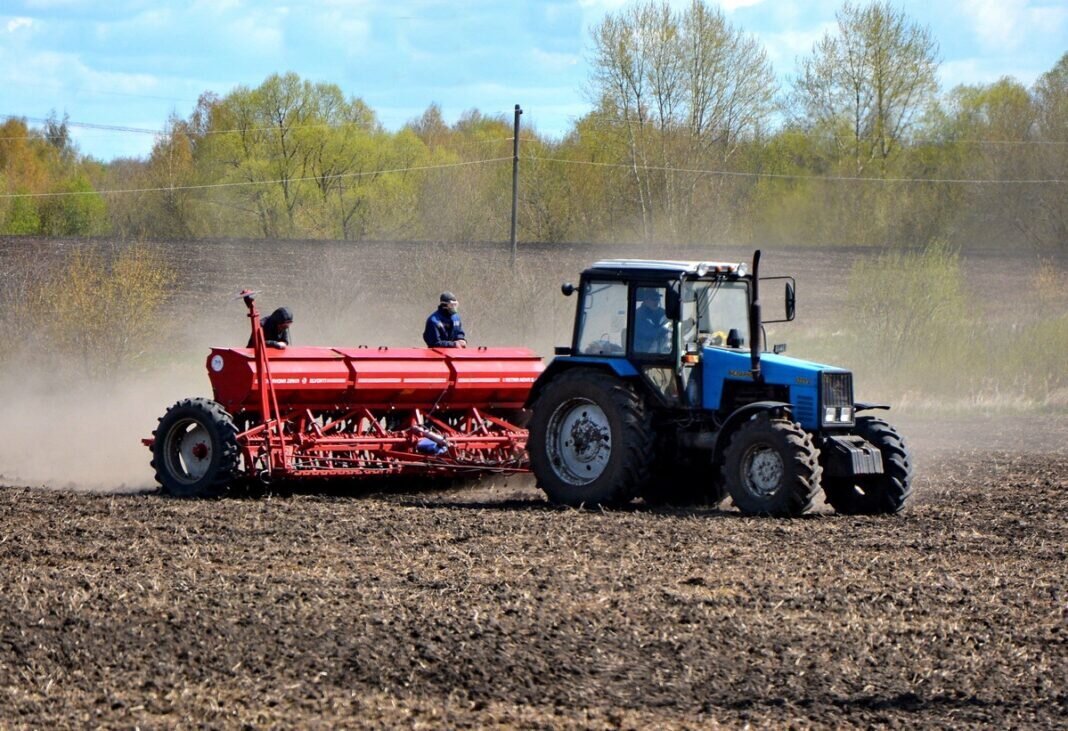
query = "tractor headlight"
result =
(820, 372, 855, 426)
(824, 406, 854, 424)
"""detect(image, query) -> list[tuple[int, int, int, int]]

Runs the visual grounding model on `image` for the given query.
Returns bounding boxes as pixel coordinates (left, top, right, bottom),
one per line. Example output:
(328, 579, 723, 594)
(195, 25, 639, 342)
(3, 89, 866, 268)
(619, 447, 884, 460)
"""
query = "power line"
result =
(0, 115, 521, 150)
(0, 157, 512, 199)
(526, 155, 1067, 185)
(2, 116, 162, 136)
(1, 149, 1061, 200)
(6, 111, 1066, 148)
(568, 110, 1068, 146)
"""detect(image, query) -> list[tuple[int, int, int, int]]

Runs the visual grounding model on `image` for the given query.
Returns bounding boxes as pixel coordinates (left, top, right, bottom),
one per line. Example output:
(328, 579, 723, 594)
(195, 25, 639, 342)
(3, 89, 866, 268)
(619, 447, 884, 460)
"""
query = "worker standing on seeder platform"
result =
(423, 292, 467, 348)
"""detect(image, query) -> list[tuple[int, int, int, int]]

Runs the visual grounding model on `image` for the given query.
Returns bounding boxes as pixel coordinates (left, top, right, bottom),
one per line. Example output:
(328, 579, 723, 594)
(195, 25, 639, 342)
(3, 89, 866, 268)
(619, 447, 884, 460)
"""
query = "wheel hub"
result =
(547, 398, 611, 485)
(164, 420, 214, 484)
(569, 417, 607, 458)
(742, 445, 784, 497)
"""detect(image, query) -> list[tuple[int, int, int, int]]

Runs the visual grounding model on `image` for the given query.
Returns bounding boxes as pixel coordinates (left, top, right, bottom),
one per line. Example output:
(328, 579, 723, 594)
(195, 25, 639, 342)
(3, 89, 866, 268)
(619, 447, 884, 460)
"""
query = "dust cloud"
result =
(1, 237, 1064, 491)
(0, 363, 204, 491)
(0, 238, 597, 491)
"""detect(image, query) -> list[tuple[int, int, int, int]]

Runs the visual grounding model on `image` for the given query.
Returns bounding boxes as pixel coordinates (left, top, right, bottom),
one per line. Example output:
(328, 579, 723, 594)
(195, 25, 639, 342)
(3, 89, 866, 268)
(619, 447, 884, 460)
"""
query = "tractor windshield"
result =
(575, 280, 628, 356)
(683, 280, 750, 348)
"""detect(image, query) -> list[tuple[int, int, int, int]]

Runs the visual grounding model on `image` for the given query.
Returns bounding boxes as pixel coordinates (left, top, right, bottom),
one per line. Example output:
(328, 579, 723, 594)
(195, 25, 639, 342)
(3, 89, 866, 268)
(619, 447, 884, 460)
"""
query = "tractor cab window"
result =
(632, 285, 671, 356)
(687, 280, 750, 348)
(576, 280, 628, 356)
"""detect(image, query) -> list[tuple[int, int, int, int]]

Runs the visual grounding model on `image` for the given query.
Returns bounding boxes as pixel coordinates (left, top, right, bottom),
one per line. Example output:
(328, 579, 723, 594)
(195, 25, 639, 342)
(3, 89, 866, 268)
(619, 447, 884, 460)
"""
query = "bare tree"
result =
(1030, 53, 1068, 249)
(588, 0, 776, 241)
(793, 1, 939, 175)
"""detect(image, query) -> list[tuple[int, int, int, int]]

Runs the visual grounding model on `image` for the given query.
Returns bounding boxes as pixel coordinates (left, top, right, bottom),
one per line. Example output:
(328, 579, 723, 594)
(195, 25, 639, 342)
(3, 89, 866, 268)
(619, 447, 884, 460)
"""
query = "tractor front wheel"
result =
(722, 413, 821, 516)
(151, 398, 241, 498)
(823, 416, 913, 515)
(529, 369, 654, 507)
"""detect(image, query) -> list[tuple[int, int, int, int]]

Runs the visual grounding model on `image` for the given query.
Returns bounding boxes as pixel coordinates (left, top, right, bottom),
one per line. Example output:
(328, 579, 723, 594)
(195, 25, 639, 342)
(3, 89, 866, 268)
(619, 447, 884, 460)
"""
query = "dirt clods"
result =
(0, 445, 1065, 728)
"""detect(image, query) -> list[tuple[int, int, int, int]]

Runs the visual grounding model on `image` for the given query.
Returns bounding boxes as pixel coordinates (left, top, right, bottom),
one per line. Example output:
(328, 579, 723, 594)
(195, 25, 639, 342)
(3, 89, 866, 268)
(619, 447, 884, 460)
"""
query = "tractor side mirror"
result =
(785, 281, 796, 321)
(561, 282, 576, 296)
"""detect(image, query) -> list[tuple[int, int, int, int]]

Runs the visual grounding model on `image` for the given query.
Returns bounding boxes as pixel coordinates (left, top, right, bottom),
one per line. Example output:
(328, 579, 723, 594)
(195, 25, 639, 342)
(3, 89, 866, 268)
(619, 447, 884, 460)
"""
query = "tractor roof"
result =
(586, 259, 748, 278)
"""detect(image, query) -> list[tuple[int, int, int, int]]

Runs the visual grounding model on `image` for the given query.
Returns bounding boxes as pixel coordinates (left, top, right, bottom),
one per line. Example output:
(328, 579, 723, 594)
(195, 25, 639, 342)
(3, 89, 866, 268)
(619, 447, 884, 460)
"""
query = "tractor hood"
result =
(701, 347, 851, 429)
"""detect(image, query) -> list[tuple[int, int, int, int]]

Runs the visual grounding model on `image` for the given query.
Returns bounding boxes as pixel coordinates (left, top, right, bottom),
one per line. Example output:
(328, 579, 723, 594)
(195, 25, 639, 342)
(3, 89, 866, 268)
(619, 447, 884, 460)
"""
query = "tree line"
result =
(1, 0, 1065, 250)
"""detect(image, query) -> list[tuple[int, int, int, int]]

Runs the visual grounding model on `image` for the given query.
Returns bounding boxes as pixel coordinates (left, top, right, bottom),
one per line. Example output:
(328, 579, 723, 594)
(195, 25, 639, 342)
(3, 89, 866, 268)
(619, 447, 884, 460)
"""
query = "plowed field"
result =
(1, 418, 1065, 729)
(1, 238, 1065, 727)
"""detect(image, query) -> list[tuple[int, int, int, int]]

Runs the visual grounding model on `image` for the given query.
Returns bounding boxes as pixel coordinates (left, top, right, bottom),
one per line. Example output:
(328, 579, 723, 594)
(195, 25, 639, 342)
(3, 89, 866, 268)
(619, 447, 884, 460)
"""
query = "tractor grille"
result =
(821, 372, 854, 409)
(793, 394, 816, 425)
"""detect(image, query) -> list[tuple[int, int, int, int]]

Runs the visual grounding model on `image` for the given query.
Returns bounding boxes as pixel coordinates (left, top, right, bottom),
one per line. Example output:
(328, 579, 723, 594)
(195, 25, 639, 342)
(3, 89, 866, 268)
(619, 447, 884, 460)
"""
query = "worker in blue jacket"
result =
(423, 292, 467, 348)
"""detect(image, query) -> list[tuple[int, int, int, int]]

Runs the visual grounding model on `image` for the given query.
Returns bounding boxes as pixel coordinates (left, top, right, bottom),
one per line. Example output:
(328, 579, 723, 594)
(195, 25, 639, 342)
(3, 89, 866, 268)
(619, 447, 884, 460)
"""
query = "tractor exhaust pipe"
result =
(749, 250, 763, 384)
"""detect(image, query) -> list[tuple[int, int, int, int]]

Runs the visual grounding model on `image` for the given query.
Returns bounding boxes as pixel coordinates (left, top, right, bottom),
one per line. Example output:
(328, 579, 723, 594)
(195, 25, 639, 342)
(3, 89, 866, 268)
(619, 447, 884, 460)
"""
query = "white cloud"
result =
(81, 67, 160, 96)
(757, 22, 836, 67)
(6, 48, 160, 97)
(226, 11, 286, 56)
(961, 0, 1068, 51)
(720, 0, 766, 11)
(532, 47, 579, 73)
(940, 56, 1051, 89)
(303, 9, 371, 58)
(939, 57, 990, 89)
(965, 0, 1027, 48)
(6, 17, 33, 32)
(23, 0, 91, 7)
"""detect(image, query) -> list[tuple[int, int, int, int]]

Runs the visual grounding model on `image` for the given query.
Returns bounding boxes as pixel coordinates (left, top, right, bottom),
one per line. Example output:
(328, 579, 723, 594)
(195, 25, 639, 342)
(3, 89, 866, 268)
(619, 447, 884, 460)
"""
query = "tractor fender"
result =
(711, 400, 794, 464)
(855, 401, 890, 412)
(525, 357, 639, 408)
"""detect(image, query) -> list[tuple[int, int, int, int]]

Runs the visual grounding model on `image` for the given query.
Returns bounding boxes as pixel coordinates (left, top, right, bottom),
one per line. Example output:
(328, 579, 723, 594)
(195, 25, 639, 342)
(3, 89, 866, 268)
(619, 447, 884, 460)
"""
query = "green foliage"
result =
(843, 241, 969, 374)
(805, 243, 1068, 408)
(4, 189, 41, 234)
(39, 175, 108, 236)
(0, 116, 110, 236)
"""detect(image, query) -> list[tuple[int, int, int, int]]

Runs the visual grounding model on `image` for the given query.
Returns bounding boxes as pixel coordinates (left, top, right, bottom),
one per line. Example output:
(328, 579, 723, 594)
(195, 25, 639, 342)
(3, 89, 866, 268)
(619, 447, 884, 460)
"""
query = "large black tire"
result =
(528, 369, 654, 507)
(721, 413, 821, 516)
(151, 398, 241, 498)
(823, 416, 913, 515)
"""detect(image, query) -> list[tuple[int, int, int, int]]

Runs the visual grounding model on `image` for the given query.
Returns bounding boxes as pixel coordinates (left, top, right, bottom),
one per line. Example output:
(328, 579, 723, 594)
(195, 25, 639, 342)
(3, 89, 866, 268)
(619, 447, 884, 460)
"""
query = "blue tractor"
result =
(526, 251, 913, 516)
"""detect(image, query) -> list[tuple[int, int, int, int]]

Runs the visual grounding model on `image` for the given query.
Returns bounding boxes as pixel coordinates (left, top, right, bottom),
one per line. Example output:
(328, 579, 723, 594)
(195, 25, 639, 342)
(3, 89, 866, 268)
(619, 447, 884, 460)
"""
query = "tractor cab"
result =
(563, 258, 791, 410)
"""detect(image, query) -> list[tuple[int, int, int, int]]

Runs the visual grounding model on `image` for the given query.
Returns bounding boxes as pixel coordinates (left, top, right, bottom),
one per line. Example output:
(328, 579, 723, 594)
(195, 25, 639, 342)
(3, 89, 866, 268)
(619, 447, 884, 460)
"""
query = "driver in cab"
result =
(633, 287, 670, 354)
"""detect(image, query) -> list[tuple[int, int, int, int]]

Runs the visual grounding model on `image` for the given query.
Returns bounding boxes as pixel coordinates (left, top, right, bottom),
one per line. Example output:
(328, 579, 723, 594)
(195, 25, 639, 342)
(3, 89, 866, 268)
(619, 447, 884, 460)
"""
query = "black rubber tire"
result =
(823, 416, 913, 515)
(721, 413, 821, 516)
(151, 398, 241, 498)
(529, 369, 654, 507)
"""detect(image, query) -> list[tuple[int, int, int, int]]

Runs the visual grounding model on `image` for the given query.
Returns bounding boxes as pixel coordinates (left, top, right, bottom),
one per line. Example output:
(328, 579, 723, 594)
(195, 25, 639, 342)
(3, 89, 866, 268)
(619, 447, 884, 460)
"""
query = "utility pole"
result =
(510, 104, 522, 270)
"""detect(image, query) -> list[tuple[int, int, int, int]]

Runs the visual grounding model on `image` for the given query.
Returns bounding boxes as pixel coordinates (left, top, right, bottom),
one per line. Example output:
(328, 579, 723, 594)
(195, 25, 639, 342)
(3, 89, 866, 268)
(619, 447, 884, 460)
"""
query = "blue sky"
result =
(2, 0, 1066, 161)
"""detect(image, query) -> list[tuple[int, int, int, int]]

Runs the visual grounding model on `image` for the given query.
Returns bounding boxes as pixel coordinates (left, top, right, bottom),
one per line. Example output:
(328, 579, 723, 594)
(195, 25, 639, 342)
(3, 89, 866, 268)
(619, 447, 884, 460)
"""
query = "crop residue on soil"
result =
(0, 449, 1064, 728)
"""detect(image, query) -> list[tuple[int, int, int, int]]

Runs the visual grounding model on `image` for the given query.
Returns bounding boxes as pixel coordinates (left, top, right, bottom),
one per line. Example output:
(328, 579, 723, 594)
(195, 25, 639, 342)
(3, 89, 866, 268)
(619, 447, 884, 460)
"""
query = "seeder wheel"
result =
(151, 398, 240, 498)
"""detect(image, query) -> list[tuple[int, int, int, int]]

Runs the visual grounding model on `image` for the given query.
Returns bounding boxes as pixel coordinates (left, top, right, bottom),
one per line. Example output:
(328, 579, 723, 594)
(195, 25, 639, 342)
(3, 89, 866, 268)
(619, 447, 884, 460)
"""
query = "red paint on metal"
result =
(207, 345, 542, 413)
(153, 294, 544, 486)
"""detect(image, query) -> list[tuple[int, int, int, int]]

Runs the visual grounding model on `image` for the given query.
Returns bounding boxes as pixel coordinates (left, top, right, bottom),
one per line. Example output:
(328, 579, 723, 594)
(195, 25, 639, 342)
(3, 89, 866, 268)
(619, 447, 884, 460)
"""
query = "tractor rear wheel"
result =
(152, 398, 240, 498)
(722, 413, 821, 516)
(529, 369, 654, 507)
(823, 416, 913, 515)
